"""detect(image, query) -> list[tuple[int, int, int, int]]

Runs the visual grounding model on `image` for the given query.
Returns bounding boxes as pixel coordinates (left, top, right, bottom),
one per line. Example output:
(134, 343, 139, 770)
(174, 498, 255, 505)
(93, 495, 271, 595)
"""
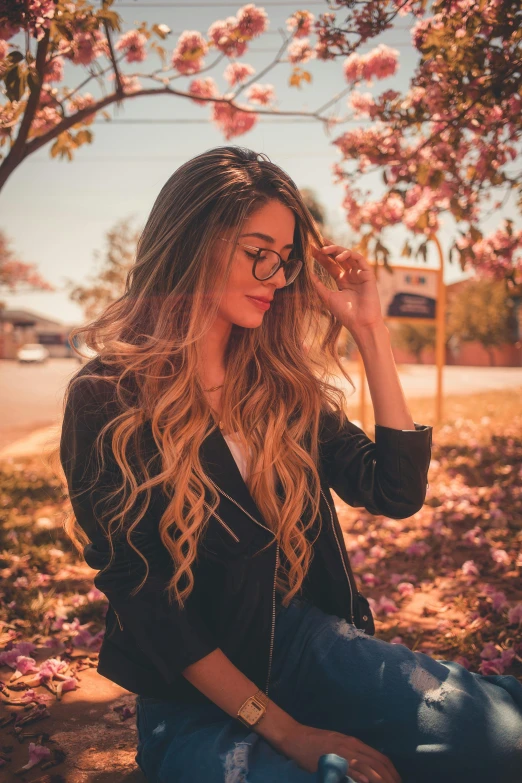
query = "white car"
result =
(16, 343, 50, 363)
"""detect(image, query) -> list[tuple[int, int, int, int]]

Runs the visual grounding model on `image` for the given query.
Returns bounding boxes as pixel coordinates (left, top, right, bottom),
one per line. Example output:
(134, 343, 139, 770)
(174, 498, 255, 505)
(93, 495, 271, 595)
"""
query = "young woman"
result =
(60, 146, 522, 783)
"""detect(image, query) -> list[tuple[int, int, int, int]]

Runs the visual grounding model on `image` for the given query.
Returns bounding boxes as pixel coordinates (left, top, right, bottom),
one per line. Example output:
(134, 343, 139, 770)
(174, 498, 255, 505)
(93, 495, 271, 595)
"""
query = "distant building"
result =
(0, 308, 79, 360)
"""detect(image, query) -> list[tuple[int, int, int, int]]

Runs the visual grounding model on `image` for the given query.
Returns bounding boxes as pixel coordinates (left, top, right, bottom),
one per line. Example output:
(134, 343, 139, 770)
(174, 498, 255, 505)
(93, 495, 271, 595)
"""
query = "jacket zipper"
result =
(205, 475, 278, 694)
(265, 542, 280, 696)
(320, 487, 355, 625)
(113, 605, 124, 631)
(204, 502, 241, 542)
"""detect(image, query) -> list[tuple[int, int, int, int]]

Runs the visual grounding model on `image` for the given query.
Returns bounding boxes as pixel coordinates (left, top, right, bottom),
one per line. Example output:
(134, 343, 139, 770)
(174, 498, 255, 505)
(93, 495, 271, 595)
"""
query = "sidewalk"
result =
(0, 423, 61, 461)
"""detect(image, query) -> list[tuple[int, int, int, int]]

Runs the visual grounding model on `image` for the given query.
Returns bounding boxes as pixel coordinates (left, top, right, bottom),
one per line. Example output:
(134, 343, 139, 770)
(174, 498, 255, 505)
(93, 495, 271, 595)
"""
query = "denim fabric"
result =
(134, 596, 522, 783)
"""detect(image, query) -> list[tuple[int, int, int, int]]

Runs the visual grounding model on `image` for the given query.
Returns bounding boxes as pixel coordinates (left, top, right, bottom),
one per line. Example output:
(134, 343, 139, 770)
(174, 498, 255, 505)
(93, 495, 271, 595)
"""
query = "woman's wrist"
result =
(254, 698, 300, 753)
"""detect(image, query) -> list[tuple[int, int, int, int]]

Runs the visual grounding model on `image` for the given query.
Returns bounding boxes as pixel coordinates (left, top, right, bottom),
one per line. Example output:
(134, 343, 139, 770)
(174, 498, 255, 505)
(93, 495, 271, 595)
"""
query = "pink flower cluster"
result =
(189, 77, 218, 106)
(115, 30, 148, 64)
(287, 39, 315, 65)
(246, 84, 275, 106)
(208, 4, 268, 58)
(286, 10, 315, 38)
(224, 62, 255, 87)
(478, 643, 516, 675)
(343, 44, 399, 85)
(171, 30, 208, 75)
(212, 101, 257, 140)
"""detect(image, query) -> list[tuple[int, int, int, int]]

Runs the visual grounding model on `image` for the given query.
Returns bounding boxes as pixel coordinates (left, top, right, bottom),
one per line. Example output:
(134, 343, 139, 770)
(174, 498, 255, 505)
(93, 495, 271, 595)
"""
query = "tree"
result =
(325, 0, 522, 285)
(65, 217, 139, 320)
(0, 228, 53, 310)
(446, 278, 517, 366)
(0, 2, 400, 191)
(392, 322, 436, 364)
(2, 1, 520, 283)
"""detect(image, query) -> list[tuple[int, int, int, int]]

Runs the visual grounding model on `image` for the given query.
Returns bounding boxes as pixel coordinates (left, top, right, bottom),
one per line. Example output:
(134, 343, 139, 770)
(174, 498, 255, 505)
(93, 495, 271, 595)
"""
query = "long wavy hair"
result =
(61, 145, 355, 610)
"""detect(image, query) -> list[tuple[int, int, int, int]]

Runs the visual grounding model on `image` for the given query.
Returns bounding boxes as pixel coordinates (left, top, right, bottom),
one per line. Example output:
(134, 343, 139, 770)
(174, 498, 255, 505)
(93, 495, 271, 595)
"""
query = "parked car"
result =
(16, 343, 50, 363)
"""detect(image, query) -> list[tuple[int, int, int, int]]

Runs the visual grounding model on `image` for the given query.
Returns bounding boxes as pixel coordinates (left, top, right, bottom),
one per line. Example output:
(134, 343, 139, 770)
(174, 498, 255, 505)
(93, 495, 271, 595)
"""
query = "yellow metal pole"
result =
(430, 232, 446, 425)
(358, 348, 367, 432)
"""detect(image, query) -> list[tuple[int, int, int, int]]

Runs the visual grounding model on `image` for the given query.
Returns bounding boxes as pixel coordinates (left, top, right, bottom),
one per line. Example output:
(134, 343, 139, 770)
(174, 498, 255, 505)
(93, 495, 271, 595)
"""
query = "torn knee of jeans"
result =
(221, 740, 252, 783)
(333, 618, 371, 641)
(400, 660, 461, 706)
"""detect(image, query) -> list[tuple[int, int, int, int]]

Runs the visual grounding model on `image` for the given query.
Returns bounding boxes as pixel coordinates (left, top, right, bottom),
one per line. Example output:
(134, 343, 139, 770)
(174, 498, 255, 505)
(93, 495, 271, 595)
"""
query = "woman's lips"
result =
(246, 295, 271, 311)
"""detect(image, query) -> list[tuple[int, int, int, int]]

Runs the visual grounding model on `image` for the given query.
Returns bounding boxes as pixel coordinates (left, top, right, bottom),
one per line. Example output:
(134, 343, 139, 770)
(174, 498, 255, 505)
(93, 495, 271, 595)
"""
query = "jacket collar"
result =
(199, 423, 269, 529)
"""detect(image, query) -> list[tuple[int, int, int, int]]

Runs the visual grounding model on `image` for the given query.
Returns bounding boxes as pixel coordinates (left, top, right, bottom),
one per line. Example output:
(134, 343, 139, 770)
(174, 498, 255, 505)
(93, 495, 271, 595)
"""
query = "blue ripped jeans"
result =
(134, 597, 522, 783)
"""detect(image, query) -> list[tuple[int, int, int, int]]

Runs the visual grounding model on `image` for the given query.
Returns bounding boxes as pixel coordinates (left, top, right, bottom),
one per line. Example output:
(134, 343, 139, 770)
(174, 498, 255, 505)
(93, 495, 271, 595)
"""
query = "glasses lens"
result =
(254, 250, 302, 285)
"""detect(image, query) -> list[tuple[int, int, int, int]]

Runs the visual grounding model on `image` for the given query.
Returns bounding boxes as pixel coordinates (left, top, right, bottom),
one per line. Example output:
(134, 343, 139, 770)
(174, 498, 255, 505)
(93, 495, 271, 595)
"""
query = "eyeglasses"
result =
(219, 237, 303, 286)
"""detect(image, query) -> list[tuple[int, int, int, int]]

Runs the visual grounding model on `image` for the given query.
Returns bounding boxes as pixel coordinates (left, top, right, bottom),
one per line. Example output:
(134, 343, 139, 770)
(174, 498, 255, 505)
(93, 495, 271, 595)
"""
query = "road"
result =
(0, 358, 521, 451)
(0, 358, 82, 450)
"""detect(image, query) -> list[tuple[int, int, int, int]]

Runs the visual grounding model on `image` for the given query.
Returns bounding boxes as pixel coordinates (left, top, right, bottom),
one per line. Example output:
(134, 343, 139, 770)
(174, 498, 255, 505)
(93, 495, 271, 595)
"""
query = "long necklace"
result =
(203, 383, 224, 429)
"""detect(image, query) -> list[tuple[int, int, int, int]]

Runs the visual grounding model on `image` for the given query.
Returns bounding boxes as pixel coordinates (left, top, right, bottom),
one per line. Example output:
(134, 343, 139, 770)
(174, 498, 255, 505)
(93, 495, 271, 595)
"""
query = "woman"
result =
(59, 146, 522, 783)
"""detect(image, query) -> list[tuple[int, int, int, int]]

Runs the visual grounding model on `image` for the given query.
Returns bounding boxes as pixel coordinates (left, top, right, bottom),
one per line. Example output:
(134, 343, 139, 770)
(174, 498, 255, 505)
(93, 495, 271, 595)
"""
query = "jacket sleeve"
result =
(59, 374, 219, 685)
(318, 409, 433, 519)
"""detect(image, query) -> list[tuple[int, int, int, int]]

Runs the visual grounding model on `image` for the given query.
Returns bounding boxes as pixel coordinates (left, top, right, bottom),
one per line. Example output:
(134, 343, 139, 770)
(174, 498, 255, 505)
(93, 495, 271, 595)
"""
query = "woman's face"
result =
(216, 199, 296, 328)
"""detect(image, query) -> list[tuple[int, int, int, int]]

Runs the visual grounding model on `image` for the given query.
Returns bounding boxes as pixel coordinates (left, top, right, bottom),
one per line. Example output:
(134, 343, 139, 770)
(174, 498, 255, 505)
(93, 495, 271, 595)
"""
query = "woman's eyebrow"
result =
(240, 232, 294, 249)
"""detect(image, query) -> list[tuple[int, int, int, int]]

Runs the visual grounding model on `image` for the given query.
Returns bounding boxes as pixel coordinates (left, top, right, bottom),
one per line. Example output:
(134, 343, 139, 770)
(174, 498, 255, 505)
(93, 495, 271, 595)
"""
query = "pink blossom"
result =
(508, 603, 522, 625)
(108, 73, 142, 94)
(377, 596, 398, 615)
(56, 677, 79, 697)
(369, 544, 386, 560)
(38, 657, 69, 681)
(67, 93, 97, 125)
(491, 548, 510, 566)
(13, 656, 39, 677)
(87, 587, 105, 601)
(480, 642, 499, 660)
(349, 91, 377, 118)
(361, 572, 377, 586)
(461, 559, 480, 576)
(0, 641, 37, 667)
(351, 549, 366, 567)
(490, 591, 508, 612)
(211, 101, 257, 139)
(224, 62, 255, 86)
(406, 541, 431, 557)
(462, 525, 486, 546)
(390, 636, 404, 644)
(236, 4, 269, 38)
(171, 30, 208, 75)
(21, 742, 51, 771)
(43, 55, 64, 83)
(286, 10, 315, 38)
(189, 77, 219, 106)
(500, 647, 516, 667)
(397, 582, 415, 597)
(287, 39, 315, 64)
(115, 29, 147, 63)
(479, 658, 504, 675)
(343, 44, 399, 85)
(69, 29, 108, 66)
(0, 21, 21, 41)
(246, 83, 275, 106)
(208, 18, 247, 58)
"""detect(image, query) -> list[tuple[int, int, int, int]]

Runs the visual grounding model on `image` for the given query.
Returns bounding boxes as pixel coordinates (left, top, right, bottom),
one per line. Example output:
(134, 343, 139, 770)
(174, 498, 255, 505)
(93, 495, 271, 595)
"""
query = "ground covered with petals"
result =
(0, 387, 521, 779)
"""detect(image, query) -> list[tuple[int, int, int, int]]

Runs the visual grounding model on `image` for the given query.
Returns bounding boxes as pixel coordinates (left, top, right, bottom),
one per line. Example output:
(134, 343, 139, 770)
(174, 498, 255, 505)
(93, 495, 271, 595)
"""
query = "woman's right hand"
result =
(281, 723, 402, 783)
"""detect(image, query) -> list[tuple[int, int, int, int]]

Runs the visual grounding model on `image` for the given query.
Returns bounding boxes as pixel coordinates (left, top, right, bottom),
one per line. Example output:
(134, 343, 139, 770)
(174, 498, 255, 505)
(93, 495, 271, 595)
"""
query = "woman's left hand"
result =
(310, 241, 384, 335)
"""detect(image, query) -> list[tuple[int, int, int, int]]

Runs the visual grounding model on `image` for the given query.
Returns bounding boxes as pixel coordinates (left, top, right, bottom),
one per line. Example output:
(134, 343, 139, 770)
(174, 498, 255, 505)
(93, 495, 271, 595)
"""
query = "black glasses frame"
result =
(219, 237, 303, 286)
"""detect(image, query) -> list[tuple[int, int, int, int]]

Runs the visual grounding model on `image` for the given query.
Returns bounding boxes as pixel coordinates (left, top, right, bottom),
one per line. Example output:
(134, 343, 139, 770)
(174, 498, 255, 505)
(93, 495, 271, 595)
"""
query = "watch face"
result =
(241, 700, 264, 724)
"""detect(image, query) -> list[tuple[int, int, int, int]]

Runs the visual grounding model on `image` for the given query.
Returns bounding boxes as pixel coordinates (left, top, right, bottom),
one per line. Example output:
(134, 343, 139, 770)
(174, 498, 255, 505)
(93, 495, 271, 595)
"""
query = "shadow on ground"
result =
(1, 666, 147, 782)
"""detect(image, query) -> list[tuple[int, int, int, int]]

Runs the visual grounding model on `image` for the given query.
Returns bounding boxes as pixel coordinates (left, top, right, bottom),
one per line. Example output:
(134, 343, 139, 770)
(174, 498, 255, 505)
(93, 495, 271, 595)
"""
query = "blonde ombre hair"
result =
(62, 146, 355, 609)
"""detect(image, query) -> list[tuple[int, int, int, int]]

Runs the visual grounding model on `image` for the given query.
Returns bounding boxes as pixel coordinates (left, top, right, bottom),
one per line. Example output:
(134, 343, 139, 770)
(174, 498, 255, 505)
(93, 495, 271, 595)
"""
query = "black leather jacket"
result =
(59, 359, 433, 706)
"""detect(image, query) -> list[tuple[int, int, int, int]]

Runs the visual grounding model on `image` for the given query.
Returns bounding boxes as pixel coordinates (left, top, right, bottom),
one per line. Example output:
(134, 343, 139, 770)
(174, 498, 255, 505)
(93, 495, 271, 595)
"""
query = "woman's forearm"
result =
(182, 648, 299, 752)
(352, 320, 416, 430)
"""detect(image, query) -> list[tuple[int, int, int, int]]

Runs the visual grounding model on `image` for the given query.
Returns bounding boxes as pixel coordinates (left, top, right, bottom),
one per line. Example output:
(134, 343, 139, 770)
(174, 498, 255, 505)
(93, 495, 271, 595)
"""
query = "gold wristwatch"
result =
(237, 689, 269, 728)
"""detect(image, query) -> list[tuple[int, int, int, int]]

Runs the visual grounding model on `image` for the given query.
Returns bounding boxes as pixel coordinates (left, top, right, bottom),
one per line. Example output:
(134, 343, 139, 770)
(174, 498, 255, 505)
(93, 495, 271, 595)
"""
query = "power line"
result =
(88, 117, 366, 124)
(115, 2, 343, 6)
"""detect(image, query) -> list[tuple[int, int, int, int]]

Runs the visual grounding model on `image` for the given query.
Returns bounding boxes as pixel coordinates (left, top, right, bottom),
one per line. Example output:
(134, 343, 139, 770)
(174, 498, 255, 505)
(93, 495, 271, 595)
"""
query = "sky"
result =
(1, 0, 519, 326)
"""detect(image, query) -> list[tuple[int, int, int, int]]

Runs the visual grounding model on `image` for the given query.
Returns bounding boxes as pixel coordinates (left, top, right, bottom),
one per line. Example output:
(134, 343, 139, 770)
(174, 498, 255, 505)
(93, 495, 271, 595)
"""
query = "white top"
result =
(223, 431, 249, 481)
